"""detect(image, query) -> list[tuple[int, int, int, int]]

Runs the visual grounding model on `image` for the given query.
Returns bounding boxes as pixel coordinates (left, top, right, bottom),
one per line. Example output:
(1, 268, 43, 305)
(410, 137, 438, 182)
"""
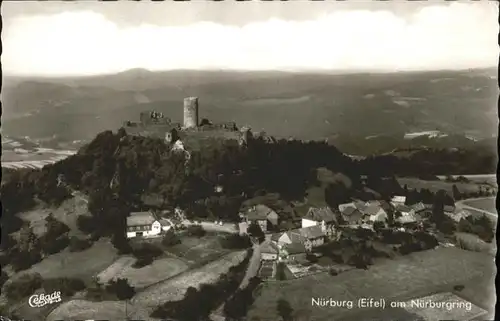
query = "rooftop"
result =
(304, 207, 336, 223)
(127, 211, 156, 226)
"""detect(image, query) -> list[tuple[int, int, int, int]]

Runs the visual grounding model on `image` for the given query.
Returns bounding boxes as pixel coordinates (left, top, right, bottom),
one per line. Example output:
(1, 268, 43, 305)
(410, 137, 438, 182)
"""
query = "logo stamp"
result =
(28, 291, 62, 308)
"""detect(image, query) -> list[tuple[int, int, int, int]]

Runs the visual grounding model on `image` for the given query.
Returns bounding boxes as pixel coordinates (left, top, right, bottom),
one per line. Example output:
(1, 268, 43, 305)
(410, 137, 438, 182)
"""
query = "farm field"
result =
(166, 234, 229, 264)
(45, 250, 247, 321)
(247, 247, 494, 321)
(128, 250, 247, 320)
(397, 177, 489, 195)
(17, 239, 118, 282)
(98, 256, 189, 288)
(46, 300, 127, 321)
(463, 197, 496, 214)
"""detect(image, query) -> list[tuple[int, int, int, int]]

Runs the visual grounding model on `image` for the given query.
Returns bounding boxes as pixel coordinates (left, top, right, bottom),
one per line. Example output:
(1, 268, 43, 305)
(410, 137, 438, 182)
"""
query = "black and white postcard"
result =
(1, 1, 498, 320)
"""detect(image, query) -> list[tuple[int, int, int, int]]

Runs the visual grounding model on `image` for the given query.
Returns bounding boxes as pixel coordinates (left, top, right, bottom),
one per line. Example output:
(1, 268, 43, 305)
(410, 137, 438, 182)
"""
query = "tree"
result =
(248, 222, 265, 241)
(452, 184, 461, 201)
(105, 278, 136, 300)
(277, 298, 293, 321)
(431, 190, 446, 223)
(161, 230, 181, 246)
(18, 226, 40, 252)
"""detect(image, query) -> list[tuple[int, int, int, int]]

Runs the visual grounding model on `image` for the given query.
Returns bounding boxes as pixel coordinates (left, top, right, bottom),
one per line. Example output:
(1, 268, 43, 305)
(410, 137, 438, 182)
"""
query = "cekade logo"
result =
(28, 291, 62, 308)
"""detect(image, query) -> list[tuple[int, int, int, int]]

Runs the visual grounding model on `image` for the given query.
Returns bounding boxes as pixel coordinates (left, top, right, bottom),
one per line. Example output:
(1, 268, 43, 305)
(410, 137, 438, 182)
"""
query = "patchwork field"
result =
(97, 256, 189, 288)
(167, 234, 229, 264)
(46, 300, 127, 321)
(45, 250, 247, 321)
(247, 247, 494, 321)
(15, 239, 118, 282)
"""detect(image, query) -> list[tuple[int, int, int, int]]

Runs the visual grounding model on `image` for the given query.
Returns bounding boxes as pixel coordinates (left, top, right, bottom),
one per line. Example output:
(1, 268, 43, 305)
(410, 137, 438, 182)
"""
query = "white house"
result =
(126, 211, 172, 239)
(391, 196, 406, 206)
(302, 207, 337, 236)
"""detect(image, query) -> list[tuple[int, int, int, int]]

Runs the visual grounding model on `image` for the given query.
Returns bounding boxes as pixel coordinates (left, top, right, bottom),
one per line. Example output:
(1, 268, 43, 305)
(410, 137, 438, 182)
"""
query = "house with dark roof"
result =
(394, 204, 415, 216)
(444, 205, 456, 213)
(340, 206, 364, 225)
(410, 202, 427, 214)
(302, 207, 337, 236)
(126, 211, 171, 238)
(363, 204, 388, 222)
(273, 225, 325, 252)
(261, 241, 279, 261)
(245, 204, 279, 232)
(280, 242, 307, 262)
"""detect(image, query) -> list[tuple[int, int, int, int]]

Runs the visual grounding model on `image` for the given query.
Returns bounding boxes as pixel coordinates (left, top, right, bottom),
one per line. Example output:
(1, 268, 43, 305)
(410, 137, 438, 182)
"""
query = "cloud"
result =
(3, 2, 498, 76)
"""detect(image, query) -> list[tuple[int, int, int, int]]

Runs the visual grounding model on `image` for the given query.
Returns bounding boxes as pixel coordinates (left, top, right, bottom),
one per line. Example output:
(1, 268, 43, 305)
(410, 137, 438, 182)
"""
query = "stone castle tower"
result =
(183, 97, 199, 129)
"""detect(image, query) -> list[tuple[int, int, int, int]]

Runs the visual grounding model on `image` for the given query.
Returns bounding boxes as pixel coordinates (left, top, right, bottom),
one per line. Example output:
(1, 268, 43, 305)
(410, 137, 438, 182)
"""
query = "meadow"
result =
(463, 197, 496, 214)
(247, 247, 493, 321)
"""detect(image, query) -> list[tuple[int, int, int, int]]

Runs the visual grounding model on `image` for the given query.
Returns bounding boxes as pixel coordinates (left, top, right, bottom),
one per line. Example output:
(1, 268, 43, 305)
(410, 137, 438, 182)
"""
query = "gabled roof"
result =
(397, 213, 418, 223)
(342, 208, 364, 223)
(391, 196, 406, 203)
(261, 241, 279, 254)
(341, 206, 357, 215)
(444, 205, 456, 212)
(298, 225, 325, 239)
(338, 202, 356, 212)
(158, 219, 172, 227)
(395, 204, 413, 213)
(354, 201, 368, 211)
(284, 230, 307, 244)
(411, 202, 426, 212)
(363, 204, 384, 216)
(304, 207, 336, 223)
(283, 242, 306, 255)
(246, 204, 277, 221)
(127, 211, 156, 226)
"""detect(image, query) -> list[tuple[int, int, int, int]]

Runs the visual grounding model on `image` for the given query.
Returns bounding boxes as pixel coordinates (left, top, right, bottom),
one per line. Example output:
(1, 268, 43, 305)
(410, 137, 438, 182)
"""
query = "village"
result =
(124, 191, 472, 284)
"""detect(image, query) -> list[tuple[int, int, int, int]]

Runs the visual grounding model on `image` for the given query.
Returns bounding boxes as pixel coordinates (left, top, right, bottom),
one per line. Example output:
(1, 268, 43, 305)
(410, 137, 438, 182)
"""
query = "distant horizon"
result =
(3, 1, 497, 76)
(3, 65, 498, 79)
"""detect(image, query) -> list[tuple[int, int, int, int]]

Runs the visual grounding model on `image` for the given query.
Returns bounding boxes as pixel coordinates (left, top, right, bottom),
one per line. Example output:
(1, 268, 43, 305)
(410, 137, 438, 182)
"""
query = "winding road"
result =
(456, 197, 497, 222)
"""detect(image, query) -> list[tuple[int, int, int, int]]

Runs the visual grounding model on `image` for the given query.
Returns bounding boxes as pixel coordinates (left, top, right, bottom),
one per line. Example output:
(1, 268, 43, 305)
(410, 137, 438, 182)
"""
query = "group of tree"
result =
(223, 276, 262, 320)
(2, 128, 495, 256)
(85, 277, 135, 301)
(457, 214, 495, 243)
(131, 243, 164, 268)
(151, 249, 253, 320)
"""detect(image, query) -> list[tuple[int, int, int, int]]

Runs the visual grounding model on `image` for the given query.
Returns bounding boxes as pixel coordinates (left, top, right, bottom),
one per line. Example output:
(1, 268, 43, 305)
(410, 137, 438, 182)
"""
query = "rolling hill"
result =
(2, 68, 497, 149)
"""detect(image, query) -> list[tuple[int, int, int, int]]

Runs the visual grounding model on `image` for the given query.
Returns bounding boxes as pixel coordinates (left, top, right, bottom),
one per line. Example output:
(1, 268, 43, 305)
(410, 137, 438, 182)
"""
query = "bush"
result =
(10, 250, 42, 272)
(161, 231, 181, 247)
(41, 235, 70, 255)
(4, 273, 43, 301)
(76, 215, 96, 234)
(186, 225, 206, 237)
(131, 243, 163, 267)
(42, 277, 86, 296)
(306, 253, 318, 263)
(0, 270, 9, 288)
(105, 278, 136, 300)
(69, 237, 93, 252)
(219, 234, 252, 249)
(132, 257, 153, 268)
(328, 268, 338, 276)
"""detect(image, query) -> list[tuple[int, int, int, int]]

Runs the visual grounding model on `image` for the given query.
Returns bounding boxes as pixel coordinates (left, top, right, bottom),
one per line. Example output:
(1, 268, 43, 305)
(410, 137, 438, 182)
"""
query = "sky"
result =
(2, 1, 498, 76)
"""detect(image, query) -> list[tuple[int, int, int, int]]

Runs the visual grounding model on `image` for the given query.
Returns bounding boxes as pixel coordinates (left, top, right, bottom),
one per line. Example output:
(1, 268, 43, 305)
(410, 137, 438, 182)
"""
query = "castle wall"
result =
(183, 97, 199, 129)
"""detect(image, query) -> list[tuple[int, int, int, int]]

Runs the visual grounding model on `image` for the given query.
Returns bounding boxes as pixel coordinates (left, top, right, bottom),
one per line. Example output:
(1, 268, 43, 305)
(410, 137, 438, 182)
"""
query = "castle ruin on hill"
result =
(122, 97, 252, 147)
